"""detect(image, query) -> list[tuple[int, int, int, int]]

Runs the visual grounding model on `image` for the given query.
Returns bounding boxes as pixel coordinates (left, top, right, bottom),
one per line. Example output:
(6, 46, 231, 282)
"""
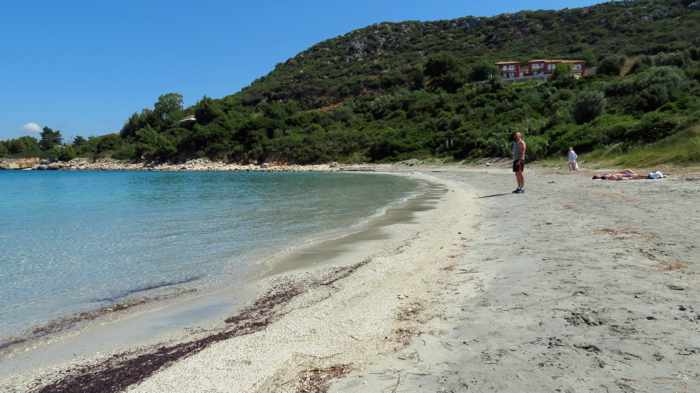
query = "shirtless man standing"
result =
(512, 132, 527, 194)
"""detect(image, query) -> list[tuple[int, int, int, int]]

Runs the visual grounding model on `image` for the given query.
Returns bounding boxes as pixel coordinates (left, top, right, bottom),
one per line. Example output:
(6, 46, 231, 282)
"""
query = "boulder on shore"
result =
(0, 158, 40, 170)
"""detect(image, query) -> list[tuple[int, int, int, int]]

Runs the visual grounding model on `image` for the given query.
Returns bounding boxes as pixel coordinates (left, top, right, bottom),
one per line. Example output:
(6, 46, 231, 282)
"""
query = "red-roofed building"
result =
(496, 61, 521, 80)
(496, 59, 586, 80)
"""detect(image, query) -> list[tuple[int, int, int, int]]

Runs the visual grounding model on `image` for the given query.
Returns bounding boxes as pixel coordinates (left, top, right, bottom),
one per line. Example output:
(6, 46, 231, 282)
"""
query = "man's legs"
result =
(516, 171, 524, 189)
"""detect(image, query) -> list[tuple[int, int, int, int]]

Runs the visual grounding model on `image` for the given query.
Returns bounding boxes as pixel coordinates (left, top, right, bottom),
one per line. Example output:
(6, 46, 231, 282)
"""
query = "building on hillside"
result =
(496, 59, 586, 80)
(495, 61, 521, 80)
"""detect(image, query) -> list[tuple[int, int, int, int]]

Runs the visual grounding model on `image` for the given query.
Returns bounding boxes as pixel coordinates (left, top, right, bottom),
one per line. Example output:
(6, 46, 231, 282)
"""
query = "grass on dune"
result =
(585, 126, 700, 168)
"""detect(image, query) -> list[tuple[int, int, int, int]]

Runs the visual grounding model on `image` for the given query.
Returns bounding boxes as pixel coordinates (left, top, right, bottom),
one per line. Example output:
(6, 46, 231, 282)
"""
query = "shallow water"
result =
(0, 171, 417, 342)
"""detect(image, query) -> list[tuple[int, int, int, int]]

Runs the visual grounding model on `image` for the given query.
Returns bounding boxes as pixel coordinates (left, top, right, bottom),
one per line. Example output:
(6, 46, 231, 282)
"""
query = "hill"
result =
(242, 0, 699, 108)
(2, 0, 700, 164)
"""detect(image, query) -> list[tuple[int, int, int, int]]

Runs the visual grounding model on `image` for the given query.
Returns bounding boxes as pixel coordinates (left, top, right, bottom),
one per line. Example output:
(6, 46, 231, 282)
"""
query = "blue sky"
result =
(0, 0, 601, 140)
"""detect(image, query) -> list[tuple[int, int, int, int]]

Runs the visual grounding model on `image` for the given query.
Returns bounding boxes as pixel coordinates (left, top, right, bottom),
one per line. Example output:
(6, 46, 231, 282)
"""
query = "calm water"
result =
(0, 171, 416, 340)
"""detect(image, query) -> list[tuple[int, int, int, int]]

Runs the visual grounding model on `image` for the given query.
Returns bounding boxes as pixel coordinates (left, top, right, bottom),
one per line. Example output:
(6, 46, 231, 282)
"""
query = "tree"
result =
(72, 136, 87, 147)
(153, 93, 184, 126)
(408, 65, 425, 90)
(689, 48, 700, 61)
(573, 91, 605, 124)
(194, 96, 224, 125)
(0, 142, 8, 157)
(597, 55, 624, 76)
(424, 54, 465, 93)
(120, 112, 147, 138)
(93, 134, 123, 156)
(550, 64, 576, 87)
(468, 63, 497, 82)
(135, 126, 176, 161)
(39, 127, 62, 151)
(58, 146, 77, 162)
(7, 136, 41, 156)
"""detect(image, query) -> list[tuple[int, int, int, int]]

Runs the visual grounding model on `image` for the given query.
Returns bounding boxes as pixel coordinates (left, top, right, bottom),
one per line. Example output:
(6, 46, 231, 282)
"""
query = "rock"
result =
(574, 344, 602, 353)
(401, 158, 421, 167)
(678, 347, 700, 356)
(0, 157, 40, 170)
(2, 156, 345, 173)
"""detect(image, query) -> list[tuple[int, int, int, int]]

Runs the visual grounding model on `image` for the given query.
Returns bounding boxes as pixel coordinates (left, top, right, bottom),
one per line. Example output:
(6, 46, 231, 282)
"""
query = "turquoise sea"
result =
(0, 171, 417, 343)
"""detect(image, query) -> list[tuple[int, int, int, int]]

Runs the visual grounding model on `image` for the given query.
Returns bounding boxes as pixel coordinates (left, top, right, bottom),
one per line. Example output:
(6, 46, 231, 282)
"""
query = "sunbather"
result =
(593, 169, 665, 180)
(592, 169, 645, 180)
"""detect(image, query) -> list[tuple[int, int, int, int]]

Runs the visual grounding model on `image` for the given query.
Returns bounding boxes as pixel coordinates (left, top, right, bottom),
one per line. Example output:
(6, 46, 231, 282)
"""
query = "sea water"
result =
(0, 171, 417, 342)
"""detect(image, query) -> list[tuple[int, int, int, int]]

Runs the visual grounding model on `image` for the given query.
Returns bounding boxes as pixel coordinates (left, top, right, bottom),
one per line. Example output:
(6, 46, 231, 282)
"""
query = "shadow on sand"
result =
(477, 193, 513, 199)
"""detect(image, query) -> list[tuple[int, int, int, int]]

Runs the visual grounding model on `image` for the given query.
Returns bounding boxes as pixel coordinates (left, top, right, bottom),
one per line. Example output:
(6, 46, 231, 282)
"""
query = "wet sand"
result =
(2, 166, 699, 392)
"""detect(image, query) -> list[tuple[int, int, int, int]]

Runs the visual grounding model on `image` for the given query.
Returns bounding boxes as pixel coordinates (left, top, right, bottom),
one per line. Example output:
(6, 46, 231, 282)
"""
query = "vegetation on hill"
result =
(2, 0, 700, 165)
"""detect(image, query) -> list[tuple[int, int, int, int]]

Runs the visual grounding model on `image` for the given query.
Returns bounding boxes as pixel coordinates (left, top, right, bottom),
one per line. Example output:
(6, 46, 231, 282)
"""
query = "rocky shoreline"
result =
(0, 158, 374, 172)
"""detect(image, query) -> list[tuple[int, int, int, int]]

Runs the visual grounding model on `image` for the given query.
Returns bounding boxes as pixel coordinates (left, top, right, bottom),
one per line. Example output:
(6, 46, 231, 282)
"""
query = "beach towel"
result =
(647, 171, 665, 180)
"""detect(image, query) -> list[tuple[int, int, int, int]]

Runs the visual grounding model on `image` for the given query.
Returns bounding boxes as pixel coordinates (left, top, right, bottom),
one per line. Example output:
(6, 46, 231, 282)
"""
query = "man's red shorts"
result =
(513, 160, 525, 172)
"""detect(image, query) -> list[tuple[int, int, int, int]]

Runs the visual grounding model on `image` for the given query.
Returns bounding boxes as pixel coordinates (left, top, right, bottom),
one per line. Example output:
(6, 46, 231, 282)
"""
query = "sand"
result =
(2, 165, 699, 393)
(331, 167, 700, 393)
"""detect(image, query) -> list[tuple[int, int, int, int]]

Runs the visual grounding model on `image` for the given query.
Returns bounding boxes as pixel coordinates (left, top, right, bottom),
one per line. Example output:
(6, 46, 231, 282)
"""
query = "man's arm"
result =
(518, 140, 526, 161)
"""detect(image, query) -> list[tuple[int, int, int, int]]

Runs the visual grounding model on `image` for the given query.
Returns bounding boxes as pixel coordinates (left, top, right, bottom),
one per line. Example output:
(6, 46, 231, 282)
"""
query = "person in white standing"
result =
(567, 147, 578, 171)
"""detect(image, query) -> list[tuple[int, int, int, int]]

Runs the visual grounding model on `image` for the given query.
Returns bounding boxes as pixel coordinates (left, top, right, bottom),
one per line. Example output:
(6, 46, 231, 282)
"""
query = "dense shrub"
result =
(651, 52, 690, 68)
(550, 64, 576, 88)
(468, 63, 497, 82)
(549, 124, 596, 153)
(606, 67, 689, 112)
(135, 126, 177, 162)
(689, 48, 700, 61)
(39, 127, 62, 151)
(624, 112, 682, 143)
(111, 144, 137, 160)
(57, 146, 77, 162)
(573, 91, 605, 124)
(524, 135, 550, 160)
(597, 55, 625, 76)
(592, 114, 640, 143)
(424, 54, 465, 93)
(687, 66, 700, 82)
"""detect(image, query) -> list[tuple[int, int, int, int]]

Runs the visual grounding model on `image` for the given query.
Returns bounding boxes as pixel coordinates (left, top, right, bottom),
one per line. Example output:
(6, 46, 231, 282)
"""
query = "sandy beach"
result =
(2, 165, 699, 393)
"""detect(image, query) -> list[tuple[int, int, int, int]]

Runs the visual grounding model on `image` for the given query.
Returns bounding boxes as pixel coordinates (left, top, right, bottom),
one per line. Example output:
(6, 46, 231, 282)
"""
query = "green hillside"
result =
(3, 0, 700, 164)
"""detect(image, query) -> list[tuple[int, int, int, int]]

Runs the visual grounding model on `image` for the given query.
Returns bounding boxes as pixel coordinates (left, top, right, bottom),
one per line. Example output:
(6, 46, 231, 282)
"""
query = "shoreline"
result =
(0, 157, 364, 172)
(0, 169, 445, 391)
(2, 166, 698, 392)
(0, 171, 425, 360)
(0, 169, 419, 358)
(124, 170, 468, 393)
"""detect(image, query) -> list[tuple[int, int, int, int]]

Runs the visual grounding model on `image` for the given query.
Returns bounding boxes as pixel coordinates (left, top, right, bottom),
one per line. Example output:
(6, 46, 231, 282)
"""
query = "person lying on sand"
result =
(593, 169, 644, 180)
(593, 169, 665, 181)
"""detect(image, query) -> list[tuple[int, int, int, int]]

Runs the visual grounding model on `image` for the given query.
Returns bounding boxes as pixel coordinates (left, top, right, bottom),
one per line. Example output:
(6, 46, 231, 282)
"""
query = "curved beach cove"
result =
(0, 166, 699, 392)
(0, 171, 419, 357)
